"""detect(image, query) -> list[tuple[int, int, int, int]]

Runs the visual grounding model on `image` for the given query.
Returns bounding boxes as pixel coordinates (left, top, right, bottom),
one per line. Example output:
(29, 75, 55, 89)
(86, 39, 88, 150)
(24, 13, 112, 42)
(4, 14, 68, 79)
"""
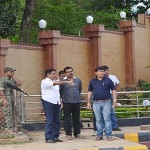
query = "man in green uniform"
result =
(0, 67, 22, 130)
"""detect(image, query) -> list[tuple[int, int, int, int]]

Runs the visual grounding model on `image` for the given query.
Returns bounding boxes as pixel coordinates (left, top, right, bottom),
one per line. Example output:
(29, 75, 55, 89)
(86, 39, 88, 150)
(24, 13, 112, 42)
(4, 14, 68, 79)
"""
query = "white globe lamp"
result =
(120, 11, 126, 19)
(86, 15, 93, 24)
(38, 19, 47, 29)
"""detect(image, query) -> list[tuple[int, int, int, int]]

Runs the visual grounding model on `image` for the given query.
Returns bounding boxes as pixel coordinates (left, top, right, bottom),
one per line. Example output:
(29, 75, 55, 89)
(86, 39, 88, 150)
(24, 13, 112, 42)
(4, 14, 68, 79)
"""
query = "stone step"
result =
(140, 125, 150, 130)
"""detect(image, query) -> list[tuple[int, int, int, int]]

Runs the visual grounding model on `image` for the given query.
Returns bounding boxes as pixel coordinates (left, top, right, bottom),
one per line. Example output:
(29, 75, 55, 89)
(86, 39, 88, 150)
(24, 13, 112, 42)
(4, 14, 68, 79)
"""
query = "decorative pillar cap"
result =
(0, 39, 10, 56)
(38, 30, 60, 45)
(83, 24, 104, 37)
(119, 20, 136, 32)
(0, 39, 10, 48)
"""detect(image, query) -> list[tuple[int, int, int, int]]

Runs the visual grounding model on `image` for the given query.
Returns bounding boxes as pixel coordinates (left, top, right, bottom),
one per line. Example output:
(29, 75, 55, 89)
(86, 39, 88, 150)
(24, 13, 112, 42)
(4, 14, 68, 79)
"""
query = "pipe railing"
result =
(15, 91, 150, 123)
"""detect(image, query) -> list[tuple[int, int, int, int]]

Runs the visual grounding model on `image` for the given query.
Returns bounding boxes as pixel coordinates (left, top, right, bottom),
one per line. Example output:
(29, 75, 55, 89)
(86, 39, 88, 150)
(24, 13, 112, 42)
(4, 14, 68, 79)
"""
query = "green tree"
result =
(139, 81, 150, 98)
(122, 0, 150, 19)
(25, 0, 122, 43)
(19, 0, 36, 43)
(29, 1, 88, 43)
(0, 0, 20, 38)
(3, 0, 150, 43)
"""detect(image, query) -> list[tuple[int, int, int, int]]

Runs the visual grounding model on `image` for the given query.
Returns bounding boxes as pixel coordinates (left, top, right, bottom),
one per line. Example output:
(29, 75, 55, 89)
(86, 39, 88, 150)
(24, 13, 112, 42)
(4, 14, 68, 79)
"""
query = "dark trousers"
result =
(63, 103, 80, 136)
(42, 100, 60, 141)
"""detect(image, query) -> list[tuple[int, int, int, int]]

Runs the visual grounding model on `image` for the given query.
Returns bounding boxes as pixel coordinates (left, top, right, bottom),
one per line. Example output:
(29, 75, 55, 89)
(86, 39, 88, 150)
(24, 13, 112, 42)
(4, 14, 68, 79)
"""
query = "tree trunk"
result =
(19, 0, 35, 43)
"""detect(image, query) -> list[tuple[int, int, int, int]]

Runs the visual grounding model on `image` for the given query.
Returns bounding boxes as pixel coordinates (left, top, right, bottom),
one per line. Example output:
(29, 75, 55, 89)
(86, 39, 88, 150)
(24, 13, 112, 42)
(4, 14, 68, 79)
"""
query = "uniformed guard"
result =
(0, 67, 22, 131)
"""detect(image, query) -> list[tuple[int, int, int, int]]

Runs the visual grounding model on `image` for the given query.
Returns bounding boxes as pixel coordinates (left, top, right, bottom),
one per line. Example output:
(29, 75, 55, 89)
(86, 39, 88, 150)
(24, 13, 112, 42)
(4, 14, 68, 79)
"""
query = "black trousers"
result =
(63, 103, 80, 136)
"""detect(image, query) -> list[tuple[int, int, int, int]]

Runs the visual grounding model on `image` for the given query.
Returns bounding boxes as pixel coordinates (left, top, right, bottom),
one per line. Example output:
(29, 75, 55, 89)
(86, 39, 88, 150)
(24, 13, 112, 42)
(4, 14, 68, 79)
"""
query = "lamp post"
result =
(120, 11, 126, 20)
(86, 15, 93, 24)
(79, 15, 94, 36)
(83, 15, 104, 78)
(38, 19, 60, 70)
(38, 19, 47, 29)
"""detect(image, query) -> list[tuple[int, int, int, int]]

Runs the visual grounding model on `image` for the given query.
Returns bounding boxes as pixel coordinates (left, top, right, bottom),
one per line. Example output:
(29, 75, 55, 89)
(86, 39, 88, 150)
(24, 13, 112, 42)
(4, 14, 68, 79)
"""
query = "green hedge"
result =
(80, 107, 150, 119)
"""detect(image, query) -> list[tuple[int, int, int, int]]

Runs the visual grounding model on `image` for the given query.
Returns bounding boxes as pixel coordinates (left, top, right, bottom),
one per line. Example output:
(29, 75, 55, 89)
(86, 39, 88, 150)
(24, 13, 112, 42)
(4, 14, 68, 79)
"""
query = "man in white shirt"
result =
(41, 69, 72, 143)
(103, 66, 121, 131)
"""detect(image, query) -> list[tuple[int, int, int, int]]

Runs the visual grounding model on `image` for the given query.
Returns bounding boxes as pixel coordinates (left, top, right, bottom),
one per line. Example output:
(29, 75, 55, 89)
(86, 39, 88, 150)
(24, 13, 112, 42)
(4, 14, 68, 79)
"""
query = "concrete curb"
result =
(77, 145, 148, 150)
(77, 132, 150, 150)
(22, 118, 150, 131)
(114, 132, 150, 143)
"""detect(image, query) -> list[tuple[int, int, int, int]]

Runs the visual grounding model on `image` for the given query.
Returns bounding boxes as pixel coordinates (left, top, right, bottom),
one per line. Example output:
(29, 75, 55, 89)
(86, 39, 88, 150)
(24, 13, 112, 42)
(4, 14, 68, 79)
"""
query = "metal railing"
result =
(16, 91, 150, 123)
(0, 90, 149, 137)
(116, 91, 150, 118)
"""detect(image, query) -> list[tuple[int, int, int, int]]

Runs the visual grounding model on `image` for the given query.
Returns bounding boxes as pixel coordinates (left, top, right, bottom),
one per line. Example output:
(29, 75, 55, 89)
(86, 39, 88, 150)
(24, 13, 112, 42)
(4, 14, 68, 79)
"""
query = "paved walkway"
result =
(0, 126, 149, 150)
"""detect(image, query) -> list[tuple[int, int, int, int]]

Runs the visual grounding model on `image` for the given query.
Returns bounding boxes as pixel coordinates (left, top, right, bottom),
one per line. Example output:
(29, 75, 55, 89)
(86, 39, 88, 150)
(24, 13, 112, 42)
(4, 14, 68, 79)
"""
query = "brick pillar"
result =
(38, 30, 60, 70)
(119, 20, 136, 85)
(0, 39, 10, 76)
(83, 24, 104, 79)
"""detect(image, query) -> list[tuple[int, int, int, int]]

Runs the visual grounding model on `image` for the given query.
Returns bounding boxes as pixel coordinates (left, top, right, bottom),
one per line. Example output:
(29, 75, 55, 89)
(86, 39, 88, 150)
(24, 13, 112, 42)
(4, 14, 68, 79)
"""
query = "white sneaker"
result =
(92, 131, 97, 136)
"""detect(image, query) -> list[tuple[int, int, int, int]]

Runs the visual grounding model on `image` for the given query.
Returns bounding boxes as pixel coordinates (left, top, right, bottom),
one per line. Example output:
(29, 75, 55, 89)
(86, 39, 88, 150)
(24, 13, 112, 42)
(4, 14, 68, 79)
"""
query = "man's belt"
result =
(94, 99, 110, 102)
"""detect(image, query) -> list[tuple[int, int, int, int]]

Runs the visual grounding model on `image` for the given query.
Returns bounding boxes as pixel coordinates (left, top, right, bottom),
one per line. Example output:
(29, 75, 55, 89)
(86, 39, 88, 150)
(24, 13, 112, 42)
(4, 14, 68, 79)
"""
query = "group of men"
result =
(41, 66, 85, 143)
(0, 65, 121, 143)
(41, 65, 121, 143)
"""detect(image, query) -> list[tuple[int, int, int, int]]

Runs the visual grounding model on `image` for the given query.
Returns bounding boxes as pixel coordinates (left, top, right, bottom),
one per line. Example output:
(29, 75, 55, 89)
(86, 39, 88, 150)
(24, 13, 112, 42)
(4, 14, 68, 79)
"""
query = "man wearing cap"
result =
(0, 67, 22, 130)
(87, 66, 117, 141)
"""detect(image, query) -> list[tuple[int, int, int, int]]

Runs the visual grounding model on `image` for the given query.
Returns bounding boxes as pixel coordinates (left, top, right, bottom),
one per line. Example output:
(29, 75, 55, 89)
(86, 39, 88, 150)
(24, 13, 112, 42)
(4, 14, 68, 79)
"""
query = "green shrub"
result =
(139, 80, 150, 98)
(80, 107, 150, 119)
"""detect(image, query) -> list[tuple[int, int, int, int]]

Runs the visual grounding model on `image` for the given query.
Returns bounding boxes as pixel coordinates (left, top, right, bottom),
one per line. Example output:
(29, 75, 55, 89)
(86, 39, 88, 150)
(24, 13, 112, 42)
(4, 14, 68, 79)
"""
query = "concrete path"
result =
(0, 126, 149, 150)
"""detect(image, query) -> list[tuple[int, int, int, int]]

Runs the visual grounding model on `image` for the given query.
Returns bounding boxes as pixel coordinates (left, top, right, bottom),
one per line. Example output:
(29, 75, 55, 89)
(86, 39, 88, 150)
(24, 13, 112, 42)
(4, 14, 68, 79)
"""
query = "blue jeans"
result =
(111, 107, 118, 129)
(93, 100, 112, 137)
(42, 100, 60, 141)
(93, 111, 97, 131)
(93, 102, 118, 130)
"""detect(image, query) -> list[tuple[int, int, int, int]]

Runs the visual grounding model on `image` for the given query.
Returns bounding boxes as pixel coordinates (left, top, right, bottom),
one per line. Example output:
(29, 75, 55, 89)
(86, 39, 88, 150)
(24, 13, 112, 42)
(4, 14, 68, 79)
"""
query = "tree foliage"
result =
(2, 0, 150, 43)
(25, 0, 121, 43)
(122, 0, 150, 19)
(0, 0, 20, 38)
(19, 0, 36, 43)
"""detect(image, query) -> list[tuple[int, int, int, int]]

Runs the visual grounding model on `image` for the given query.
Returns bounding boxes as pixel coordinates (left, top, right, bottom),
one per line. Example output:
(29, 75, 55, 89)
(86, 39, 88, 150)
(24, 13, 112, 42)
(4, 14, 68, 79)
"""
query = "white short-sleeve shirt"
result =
(109, 75, 120, 86)
(41, 78, 61, 104)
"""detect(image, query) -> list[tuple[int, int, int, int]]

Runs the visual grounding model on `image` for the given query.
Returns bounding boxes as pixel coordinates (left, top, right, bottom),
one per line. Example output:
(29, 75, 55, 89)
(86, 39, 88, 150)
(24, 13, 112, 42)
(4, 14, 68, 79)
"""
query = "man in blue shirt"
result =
(87, 66, 117, 141)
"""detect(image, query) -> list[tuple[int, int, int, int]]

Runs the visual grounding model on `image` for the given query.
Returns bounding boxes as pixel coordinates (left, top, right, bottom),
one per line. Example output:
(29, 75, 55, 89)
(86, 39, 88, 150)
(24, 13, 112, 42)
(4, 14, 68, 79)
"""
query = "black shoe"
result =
(53, 138, 63, 142)
(74, 134, 87, 139)
(112, 127, 121, 131)
(46, 139, 56, 143)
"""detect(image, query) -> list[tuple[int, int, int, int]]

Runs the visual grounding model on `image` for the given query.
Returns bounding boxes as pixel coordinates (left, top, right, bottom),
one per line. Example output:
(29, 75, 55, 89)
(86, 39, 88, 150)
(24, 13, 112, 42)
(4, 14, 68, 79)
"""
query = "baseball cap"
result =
(4, 67, 16, 72)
